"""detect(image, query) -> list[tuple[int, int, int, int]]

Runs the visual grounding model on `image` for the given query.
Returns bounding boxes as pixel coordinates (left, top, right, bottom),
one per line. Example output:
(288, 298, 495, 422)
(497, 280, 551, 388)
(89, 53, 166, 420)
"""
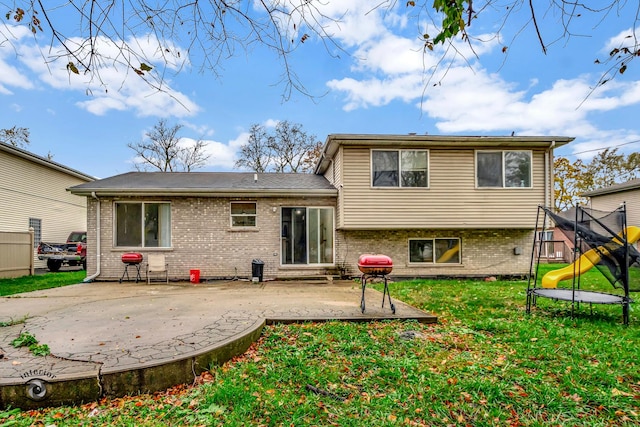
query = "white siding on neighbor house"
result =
(589, 190, 640, 228)
(0, 150, 89, 268)
(339, 147, 549, 229)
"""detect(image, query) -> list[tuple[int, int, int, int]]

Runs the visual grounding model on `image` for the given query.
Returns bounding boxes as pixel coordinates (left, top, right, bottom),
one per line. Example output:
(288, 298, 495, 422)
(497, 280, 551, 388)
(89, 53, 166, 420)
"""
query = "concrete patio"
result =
(0, 279, 436, 409)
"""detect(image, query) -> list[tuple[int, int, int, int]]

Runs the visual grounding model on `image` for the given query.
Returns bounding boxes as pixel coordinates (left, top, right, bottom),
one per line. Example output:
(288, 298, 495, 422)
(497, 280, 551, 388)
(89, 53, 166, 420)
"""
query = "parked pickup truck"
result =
(37, 231, 87, 272)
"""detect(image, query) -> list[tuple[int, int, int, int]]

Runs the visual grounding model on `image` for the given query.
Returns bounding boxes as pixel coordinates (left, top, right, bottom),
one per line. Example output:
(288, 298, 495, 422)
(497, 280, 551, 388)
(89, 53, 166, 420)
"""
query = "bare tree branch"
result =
(235, 121, 320, 173)
(128, 119, 210, 172)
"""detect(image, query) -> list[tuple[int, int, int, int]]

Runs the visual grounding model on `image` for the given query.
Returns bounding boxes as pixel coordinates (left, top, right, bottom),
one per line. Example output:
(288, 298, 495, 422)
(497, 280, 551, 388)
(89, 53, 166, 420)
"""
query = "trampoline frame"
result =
(526, 204, 633, 325)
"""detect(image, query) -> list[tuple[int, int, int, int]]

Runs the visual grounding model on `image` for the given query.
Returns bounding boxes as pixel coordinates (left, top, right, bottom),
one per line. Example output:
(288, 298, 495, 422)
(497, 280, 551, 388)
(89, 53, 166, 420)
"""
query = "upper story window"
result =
(231, 202, 257, 227)
(372, 150, 428, 187)
(477, 150, 532, 188)
(115, 202, 171, 248)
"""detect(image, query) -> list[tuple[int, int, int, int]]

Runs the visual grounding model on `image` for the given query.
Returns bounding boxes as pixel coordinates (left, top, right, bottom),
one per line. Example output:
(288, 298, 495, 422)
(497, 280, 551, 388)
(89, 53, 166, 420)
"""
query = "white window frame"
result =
(114, 201, 172, 248)
(476, 150, 532, 188)
(371, 149, 429, 188)
(408, 237, 461, 264)
(230, 201, 257, 228)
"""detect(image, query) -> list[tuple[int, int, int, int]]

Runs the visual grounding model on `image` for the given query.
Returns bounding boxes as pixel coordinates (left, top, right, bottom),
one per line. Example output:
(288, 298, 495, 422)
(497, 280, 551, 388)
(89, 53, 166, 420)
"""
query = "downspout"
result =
(83, 192, 101, 282)
(545, 140, 556, 209)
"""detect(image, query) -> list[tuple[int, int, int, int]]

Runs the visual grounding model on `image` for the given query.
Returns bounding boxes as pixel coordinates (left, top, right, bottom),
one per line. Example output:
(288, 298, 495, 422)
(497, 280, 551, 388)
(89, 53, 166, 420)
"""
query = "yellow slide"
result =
(437, 243, 459, 263)
(541, 226, 640, 288)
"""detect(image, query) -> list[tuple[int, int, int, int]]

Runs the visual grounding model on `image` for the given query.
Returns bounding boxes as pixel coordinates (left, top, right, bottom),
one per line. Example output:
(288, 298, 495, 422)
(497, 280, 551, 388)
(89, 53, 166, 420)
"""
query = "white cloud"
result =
(1, 28, 199, 117)
(0, 27, 36, 93)
(602, 28, 636, 53)
(202, 139, 240, 170)
(323, 5, 640, 166)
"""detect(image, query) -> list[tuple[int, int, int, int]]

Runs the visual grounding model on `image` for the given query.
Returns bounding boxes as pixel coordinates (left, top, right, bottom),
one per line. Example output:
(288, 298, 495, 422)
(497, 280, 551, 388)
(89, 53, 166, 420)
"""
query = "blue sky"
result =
(1, 2, 639, 178)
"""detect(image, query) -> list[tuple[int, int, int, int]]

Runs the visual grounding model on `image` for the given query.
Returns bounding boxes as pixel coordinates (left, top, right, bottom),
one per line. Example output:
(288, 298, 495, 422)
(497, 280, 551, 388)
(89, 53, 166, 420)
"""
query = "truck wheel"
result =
(47, 259, 62, 272)
(82, 259, 87, 270)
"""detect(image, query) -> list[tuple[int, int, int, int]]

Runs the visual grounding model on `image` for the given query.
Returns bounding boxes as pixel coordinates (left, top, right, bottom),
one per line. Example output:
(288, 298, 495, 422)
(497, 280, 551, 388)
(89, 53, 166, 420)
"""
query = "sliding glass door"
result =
(281, 207, 334, 265)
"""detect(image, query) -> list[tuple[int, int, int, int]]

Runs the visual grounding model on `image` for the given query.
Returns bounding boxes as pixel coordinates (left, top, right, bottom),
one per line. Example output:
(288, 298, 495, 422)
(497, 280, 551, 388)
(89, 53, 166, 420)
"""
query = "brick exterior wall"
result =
(86, 196, 337, 281)
(336, 228, 533, 278)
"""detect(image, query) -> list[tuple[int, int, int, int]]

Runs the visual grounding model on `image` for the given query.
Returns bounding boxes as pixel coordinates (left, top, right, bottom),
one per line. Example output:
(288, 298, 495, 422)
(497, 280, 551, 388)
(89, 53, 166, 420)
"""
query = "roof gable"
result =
(0, 141, 94, 182)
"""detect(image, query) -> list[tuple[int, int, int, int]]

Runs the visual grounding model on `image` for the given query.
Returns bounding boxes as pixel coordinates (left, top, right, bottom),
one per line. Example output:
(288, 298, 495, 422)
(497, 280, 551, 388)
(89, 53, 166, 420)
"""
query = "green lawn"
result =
(1, 266, 639, 426)
(0, 270, 86, 296)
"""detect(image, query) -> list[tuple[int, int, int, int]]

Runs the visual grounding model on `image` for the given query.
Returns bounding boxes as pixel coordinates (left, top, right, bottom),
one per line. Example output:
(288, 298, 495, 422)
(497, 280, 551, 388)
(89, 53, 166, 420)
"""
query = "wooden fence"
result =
(0, 229, 34, 278)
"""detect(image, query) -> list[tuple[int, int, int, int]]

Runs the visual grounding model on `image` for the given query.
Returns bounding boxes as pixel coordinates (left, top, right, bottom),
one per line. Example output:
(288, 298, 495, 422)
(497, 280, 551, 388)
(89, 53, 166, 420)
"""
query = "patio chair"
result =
(146, 254, 168, 284)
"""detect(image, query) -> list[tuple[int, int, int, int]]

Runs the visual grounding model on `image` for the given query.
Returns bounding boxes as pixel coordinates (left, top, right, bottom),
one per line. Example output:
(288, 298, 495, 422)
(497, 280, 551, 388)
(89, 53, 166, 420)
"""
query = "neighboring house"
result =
(583, 179, 640, 249)
(535, 208, 578, 263)
(68, 134, 573, 281)
(0, 142, 94, 269)
(583, 179, 640, 227)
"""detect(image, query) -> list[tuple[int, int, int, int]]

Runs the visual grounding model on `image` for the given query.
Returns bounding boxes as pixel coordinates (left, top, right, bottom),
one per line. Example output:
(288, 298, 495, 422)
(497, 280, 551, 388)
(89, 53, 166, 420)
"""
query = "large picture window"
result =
(409, 238, 460, 264)
(115, 202, 171, 248)
(372, 150, 428, 187)
(281, 207, 334, 265)
(477, 151, 531, 188)
(231, 202, 256, 227)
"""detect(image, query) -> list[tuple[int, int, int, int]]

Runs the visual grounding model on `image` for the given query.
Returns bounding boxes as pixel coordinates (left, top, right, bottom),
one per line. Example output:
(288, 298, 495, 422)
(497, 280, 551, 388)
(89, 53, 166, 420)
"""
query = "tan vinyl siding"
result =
(589, 191, 640, 228)
(0, 150, 90, 268)
(340, 147, 548, 229)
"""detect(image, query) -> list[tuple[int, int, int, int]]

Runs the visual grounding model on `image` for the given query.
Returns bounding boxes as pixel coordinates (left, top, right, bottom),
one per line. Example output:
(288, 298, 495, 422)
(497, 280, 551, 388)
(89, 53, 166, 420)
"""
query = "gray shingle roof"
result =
(582, 178, 640, 197)
(68, 172, 337, 197)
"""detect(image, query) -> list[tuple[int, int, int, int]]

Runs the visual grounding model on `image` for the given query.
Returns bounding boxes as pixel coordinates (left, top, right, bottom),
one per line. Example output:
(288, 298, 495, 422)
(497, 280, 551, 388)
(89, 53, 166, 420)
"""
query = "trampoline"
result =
(529, 288, 629, 305)
(527, 204, 636, 325)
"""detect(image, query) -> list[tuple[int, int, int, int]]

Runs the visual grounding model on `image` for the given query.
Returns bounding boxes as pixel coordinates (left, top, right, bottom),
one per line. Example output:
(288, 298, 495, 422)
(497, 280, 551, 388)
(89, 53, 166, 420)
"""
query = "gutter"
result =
(70, 188, 338, 198)
(83, 192, 101, 282)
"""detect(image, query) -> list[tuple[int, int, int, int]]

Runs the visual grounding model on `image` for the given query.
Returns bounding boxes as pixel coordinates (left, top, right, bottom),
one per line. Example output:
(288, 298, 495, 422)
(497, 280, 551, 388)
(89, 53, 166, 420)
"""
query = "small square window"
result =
(231, 202, 257, 227)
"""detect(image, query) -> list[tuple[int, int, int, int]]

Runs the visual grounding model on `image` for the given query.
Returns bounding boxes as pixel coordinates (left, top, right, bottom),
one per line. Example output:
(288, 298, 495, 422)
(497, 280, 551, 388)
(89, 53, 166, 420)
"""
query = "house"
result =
(0, 142, 94, 269)
(535, 207, 578, 264)
(582, 178, 640, 248)
(583, 179, 640, 227)
(68, 134, 573, 281)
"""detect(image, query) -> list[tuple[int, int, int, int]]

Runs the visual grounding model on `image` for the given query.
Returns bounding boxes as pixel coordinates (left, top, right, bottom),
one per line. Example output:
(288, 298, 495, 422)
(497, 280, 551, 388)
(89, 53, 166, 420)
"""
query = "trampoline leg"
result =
(623, 301, 630, 326)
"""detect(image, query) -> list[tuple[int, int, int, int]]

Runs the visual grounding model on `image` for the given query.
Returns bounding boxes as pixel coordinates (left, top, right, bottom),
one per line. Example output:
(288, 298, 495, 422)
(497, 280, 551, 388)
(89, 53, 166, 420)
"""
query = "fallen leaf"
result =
(612, 388, 633, 397)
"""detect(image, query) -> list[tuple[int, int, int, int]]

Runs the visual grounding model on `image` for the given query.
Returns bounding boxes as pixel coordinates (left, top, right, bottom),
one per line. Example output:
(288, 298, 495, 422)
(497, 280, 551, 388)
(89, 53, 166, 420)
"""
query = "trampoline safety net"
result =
(541, 206, 640, 292)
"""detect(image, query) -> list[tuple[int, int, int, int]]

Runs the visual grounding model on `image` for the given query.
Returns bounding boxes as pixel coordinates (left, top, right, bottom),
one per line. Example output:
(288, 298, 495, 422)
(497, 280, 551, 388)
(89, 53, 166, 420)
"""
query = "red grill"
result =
(358, 254, 395, 314)
(358, 254, 393, 275)
(121, 252, 143, 264)
(120, 252, 143, 283)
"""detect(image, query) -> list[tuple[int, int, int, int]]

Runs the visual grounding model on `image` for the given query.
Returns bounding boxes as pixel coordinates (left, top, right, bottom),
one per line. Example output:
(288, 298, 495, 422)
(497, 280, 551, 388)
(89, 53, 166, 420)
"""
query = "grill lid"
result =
(121, 252, 144, 264)
(358, 254, 393, 274)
